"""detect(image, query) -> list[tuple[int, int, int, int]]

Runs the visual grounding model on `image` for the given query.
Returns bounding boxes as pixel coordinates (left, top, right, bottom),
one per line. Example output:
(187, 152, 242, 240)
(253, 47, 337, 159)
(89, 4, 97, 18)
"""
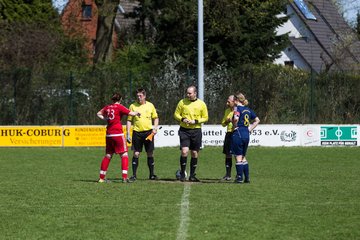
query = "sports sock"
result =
(121, 155, 129, 180)
(180, 156, 187, 174)
(132, 157, 139, 176)
(225, 157, 232, 177)
(190, 157, 198, 177)
(147, 157, 155, 176)
(243, 161, 249, 181)
(99, 156, 111, 179)
(235, 162, 244, 181)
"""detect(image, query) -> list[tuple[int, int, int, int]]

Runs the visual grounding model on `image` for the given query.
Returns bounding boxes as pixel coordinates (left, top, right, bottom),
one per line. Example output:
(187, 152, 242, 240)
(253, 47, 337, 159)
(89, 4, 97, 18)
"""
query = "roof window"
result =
(294, 0, 317, 20)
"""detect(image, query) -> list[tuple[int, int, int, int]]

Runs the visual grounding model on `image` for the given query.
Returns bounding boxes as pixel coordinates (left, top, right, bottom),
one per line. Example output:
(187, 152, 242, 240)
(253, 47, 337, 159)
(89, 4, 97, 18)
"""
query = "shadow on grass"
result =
(77, 178, 233, 184)
(77, 178, 122, 183)
(153, 178, 232, 184)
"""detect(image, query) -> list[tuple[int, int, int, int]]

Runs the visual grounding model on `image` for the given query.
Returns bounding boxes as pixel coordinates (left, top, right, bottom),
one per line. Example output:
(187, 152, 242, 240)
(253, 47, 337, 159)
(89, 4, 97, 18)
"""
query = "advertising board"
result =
(0, 126, 63, 147)
(0, 125, 358, 147)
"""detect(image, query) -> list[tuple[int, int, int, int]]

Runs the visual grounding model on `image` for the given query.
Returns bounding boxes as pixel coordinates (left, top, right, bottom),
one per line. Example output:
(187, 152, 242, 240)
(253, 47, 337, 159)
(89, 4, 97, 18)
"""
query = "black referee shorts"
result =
(223, 132, 233, 155)
(131, 130, 154, 152)
(178, 127, 202, 151)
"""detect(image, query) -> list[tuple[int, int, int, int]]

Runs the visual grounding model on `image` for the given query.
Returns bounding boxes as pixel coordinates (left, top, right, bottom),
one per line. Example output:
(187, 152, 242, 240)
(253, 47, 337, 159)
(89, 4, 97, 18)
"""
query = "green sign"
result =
(320, 126, 357, 146)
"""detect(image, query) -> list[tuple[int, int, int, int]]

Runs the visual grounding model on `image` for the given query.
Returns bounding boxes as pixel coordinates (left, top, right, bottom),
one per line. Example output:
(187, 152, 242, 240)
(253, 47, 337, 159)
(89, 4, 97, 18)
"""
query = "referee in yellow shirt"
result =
(127, 88, 159, 181)
(221, 95, 235, 181)
(174, 86, 208, 182)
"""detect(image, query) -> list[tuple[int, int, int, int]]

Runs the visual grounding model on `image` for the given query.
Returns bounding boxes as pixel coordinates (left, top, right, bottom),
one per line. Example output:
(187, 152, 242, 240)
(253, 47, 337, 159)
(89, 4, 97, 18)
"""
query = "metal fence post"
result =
(69, 71, 74, 124)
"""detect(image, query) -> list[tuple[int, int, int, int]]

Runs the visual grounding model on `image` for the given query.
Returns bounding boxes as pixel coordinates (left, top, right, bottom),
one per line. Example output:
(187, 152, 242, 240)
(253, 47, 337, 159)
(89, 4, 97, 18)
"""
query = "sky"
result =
(341, 0, 360, 26)
(52, 0, 68, 13)
(51, 0, 360, 26)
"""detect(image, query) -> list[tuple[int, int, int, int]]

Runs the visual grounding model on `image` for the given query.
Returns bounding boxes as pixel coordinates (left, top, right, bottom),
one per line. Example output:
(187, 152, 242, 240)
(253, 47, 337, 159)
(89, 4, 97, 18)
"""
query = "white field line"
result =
(176, 184, 191, 240)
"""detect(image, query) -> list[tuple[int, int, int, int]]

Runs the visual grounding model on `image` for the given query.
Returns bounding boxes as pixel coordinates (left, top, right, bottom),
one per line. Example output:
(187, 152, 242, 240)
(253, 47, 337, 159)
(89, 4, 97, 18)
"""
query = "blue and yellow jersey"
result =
(221, 108, 233, 133)
(174, 98, 208, 129)
(127, 101, 158, 132)
(235, 105, 257, 138)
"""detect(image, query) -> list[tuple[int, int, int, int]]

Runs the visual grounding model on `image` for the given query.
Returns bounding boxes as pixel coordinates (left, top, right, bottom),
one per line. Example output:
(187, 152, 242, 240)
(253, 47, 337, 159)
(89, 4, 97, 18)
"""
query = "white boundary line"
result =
(176, 184, 191, 240)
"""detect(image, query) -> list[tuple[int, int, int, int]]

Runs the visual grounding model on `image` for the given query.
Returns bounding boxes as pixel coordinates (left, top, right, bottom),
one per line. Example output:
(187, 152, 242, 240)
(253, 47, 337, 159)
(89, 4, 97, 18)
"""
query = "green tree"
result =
(130, 0, 289, 68)
(205, 0, 289, 66)
(0, 1, 70, 64)
(0, 0, 62, 70)
(128, 0, 197, 67)
(0, 21, 59, 70)
(0, 0, 90, 125)
(0, 0, 58, 23)
(0, 0, 88, 71)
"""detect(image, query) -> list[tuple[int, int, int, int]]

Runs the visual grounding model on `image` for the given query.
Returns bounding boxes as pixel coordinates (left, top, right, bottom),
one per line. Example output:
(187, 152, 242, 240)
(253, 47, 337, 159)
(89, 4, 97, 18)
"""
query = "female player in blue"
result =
(231, 93, 260, 183)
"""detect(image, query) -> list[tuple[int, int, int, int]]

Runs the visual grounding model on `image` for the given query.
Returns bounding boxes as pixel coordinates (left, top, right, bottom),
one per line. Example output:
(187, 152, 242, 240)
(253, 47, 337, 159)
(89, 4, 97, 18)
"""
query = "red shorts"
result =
(105, 135, 127, 154)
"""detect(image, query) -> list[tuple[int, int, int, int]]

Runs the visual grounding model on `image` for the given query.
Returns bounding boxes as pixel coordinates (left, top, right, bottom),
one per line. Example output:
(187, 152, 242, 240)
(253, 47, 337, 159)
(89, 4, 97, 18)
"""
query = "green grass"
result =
(0, 147, 359, 240)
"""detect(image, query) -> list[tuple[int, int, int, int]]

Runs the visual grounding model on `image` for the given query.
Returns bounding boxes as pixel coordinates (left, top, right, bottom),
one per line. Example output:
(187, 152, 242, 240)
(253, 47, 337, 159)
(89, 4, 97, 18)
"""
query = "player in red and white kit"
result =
(97, 93, 140, 183)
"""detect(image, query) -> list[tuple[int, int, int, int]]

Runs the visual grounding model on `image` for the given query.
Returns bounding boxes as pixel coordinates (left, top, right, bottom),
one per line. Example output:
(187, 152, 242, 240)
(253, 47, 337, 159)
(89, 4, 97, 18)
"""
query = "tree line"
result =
(0, 0, 359, 125)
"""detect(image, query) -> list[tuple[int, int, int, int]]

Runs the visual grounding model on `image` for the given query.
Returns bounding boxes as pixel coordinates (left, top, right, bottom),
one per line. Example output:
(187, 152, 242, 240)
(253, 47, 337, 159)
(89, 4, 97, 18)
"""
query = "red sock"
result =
(99, 156, 111, 179)
(121, 155, 129, 179)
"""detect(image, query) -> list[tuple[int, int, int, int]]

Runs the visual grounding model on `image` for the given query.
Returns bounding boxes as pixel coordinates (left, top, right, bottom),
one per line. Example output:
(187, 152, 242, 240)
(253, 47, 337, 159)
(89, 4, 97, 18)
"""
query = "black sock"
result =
(132, 157, 139, 176)
(190, 157, 198, 177)
(180, 156, 187, 174)
(225, 157, 232, 177)
(147, 157, 154, 176)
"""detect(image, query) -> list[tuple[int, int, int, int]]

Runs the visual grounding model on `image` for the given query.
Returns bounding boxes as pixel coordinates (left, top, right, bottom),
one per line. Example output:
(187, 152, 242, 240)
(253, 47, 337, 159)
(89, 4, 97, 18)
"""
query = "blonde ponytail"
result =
(235, 93, 249, 106)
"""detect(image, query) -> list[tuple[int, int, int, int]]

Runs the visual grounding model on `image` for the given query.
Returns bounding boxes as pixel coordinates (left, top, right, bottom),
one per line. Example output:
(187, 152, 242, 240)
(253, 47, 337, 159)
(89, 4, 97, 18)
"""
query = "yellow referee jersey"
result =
(127, 101, 158, 132)
(174, 98, 208, 129)
(221, 108, 234, 133)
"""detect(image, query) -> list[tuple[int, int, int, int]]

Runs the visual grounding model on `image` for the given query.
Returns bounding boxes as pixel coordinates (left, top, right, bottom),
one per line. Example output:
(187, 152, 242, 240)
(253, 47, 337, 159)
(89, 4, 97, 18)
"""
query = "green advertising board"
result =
(320, 126, 357, 146)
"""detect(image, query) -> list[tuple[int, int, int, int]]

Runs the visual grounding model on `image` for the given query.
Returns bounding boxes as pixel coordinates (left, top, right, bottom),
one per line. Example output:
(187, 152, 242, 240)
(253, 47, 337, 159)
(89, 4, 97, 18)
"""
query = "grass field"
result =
(0, 146, 359, 240)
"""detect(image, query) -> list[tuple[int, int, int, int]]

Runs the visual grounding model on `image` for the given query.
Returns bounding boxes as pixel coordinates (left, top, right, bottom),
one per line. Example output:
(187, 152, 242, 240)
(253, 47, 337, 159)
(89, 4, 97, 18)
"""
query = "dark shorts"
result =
(230, 130, 249, 156)
(131, 130, 155, 152)
(223, 132, 233, 155)
(178, 127, 202, 151)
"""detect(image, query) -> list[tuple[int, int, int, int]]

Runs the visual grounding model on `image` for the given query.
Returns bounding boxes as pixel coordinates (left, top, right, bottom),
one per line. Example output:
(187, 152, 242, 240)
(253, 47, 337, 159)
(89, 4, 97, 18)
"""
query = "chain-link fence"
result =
(1, 64, 359, 125)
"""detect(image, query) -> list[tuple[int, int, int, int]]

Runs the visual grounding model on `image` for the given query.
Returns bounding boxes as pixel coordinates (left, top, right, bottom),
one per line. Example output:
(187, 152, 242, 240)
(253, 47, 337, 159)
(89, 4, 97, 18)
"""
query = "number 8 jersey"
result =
(235, 105, 257, 139)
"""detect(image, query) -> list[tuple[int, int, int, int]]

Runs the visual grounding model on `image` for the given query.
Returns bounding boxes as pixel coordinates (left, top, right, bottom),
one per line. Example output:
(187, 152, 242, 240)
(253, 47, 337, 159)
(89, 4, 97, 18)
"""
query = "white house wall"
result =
(274, 48, 311, 71)
(275, 4, 315, 69)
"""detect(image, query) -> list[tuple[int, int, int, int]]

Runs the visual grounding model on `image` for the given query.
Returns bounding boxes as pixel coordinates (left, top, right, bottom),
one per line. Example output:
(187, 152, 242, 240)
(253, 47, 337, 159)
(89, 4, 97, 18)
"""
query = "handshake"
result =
(182, 118, 198, 125)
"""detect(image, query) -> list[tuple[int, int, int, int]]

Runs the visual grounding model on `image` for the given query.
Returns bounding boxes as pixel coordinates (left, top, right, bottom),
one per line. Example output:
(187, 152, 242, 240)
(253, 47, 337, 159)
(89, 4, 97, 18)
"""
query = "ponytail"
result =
(235, 93, 249, 106)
